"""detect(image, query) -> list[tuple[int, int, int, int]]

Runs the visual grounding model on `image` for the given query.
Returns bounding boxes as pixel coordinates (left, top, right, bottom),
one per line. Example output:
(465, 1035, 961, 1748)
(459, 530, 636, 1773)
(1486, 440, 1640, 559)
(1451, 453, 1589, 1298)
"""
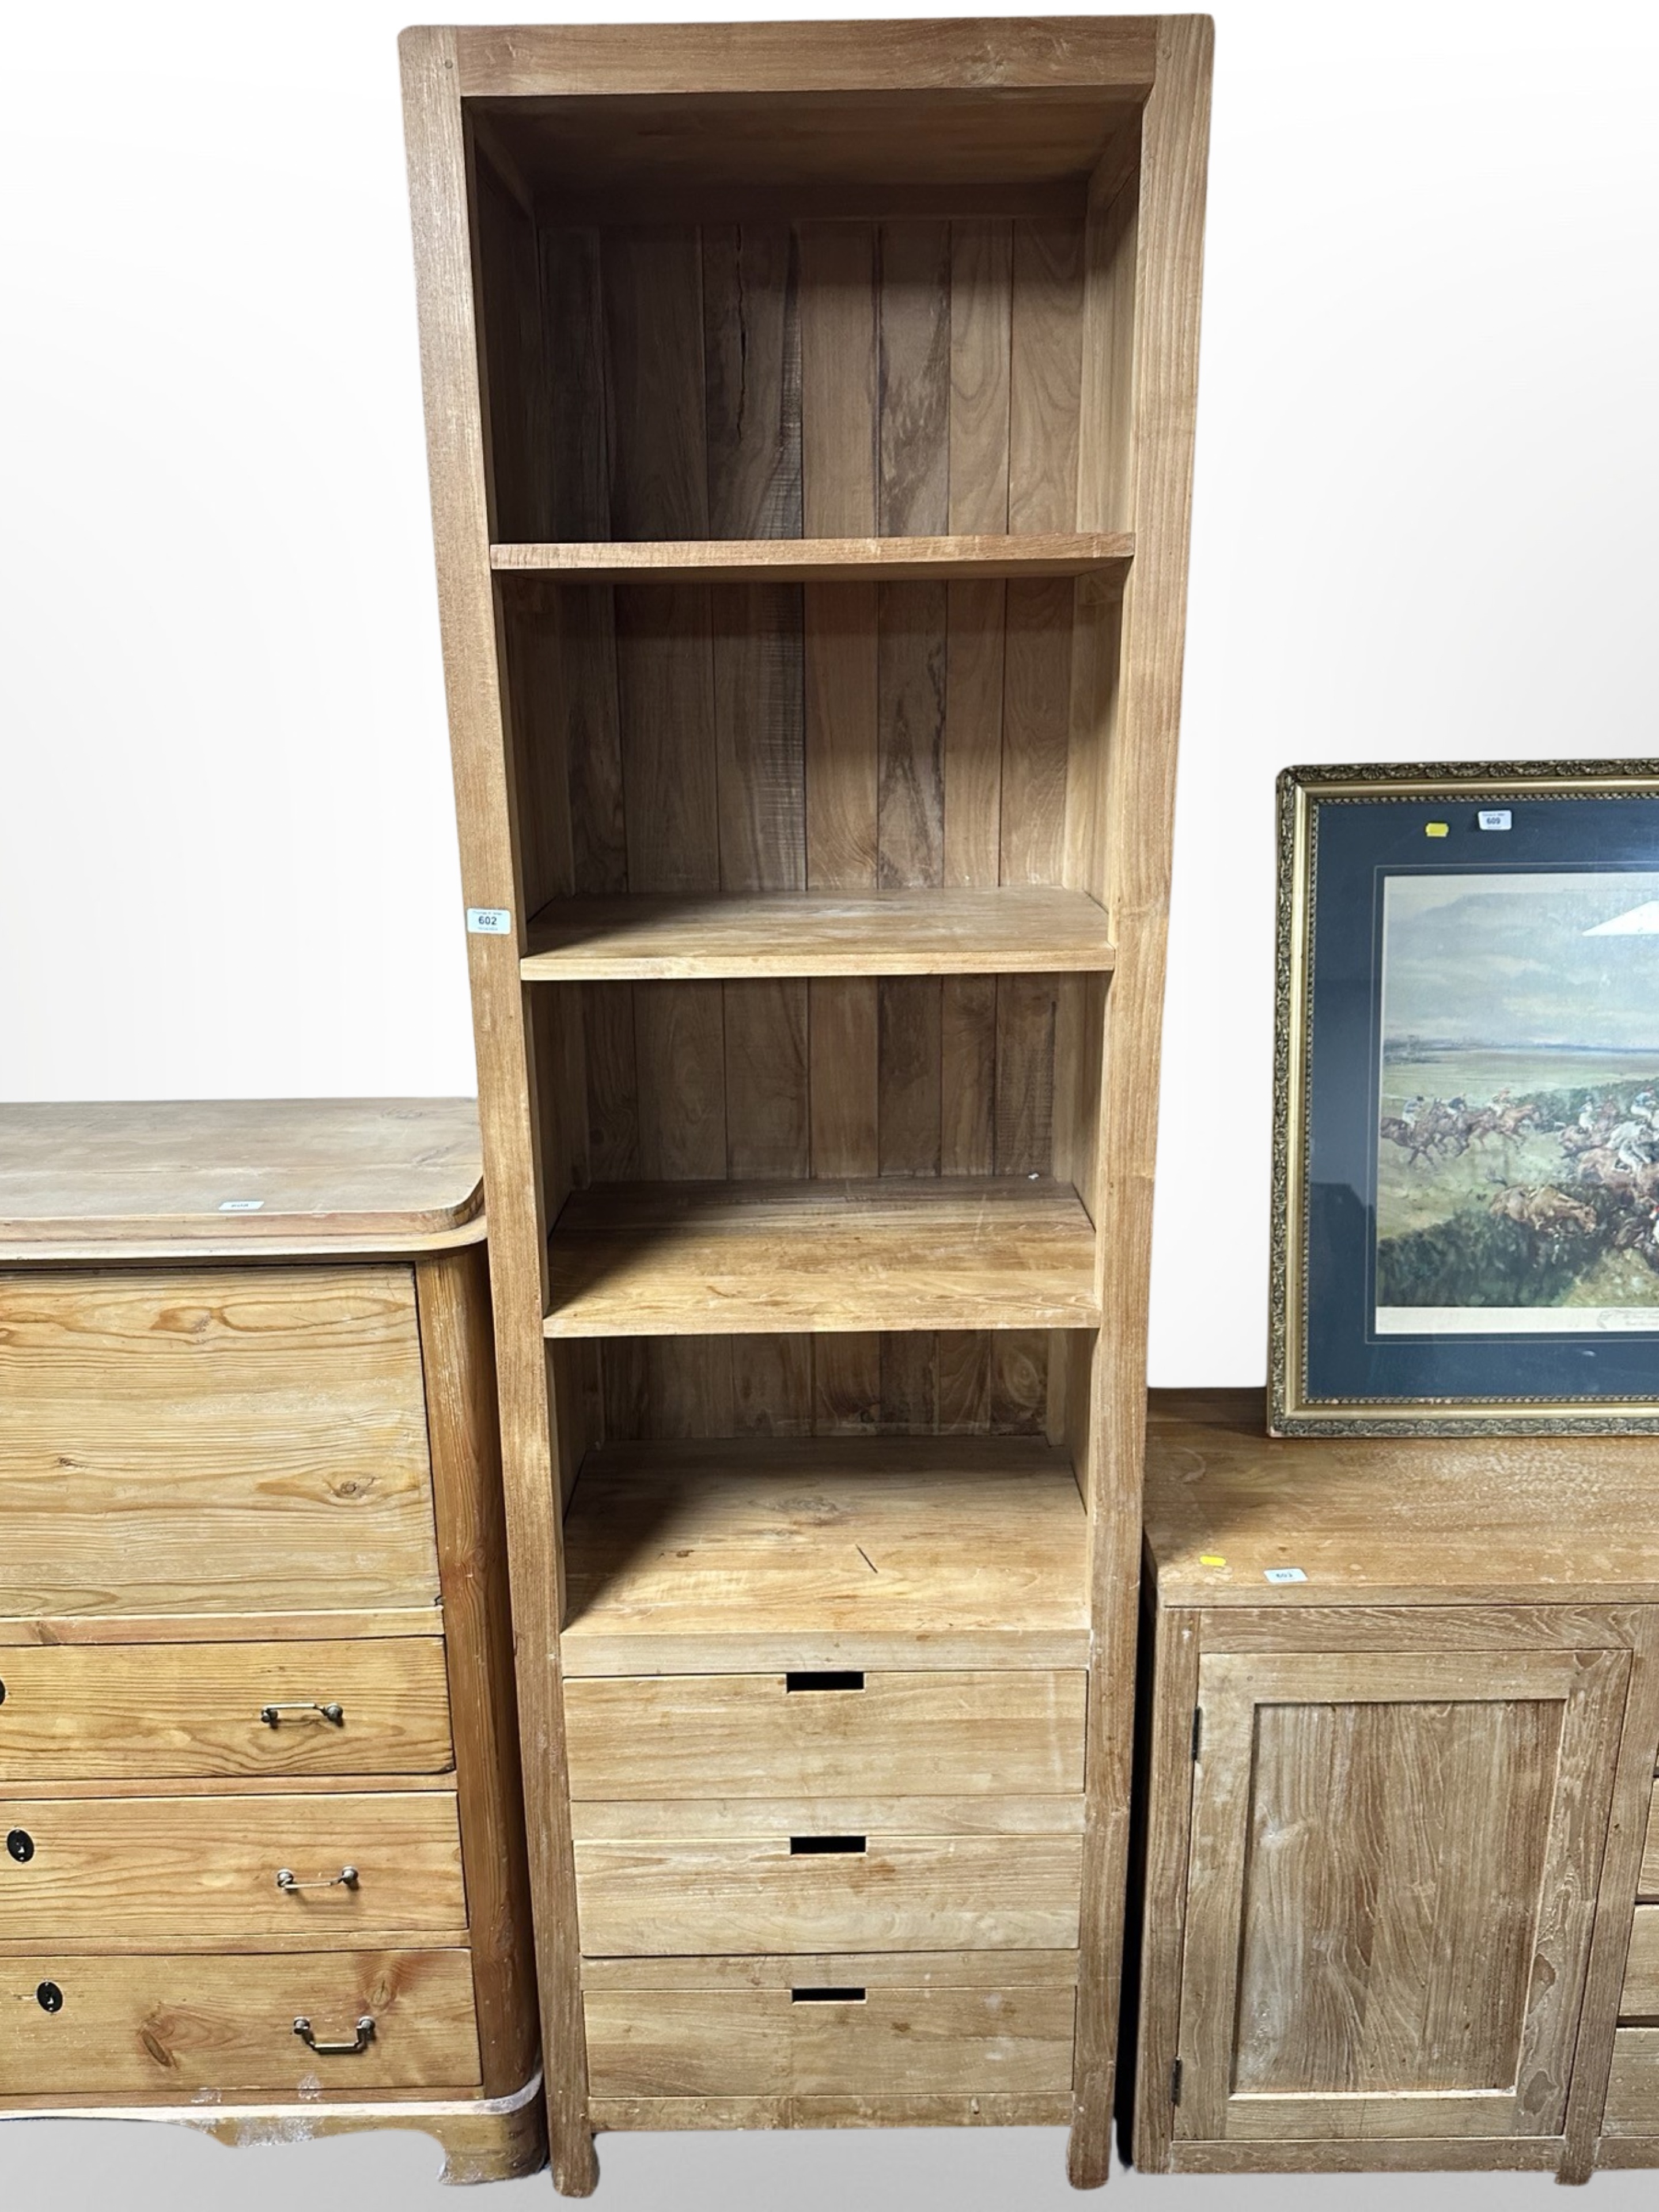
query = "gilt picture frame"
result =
(1271, 760, 1659, 1434)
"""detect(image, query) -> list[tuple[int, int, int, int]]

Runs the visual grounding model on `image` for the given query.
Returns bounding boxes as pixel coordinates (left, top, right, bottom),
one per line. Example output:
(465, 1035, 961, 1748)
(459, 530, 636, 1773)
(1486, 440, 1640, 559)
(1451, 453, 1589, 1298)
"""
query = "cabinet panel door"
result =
(1176, 1646, 1627, 2143)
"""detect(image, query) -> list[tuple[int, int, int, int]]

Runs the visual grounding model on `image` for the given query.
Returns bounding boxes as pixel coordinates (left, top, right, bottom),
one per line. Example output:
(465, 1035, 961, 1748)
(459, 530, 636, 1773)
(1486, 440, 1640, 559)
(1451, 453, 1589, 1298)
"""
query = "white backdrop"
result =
(3, 9, 1659, 2209)
(2, 2, 1657, 1373)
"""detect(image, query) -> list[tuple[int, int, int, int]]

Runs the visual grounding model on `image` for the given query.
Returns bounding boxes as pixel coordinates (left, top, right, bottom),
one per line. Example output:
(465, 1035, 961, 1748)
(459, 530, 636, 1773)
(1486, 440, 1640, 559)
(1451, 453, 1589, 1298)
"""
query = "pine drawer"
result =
(0, 1267, 439, 1619)
(0, 1948, 480, 2094)
(0, 1791, 465, 1940)
(582, 1952, 1077, 2101)
(572, 1800, 1083, 1956)
(564, 1670, 1086, 1800)
(0, 1637, 452, 1782)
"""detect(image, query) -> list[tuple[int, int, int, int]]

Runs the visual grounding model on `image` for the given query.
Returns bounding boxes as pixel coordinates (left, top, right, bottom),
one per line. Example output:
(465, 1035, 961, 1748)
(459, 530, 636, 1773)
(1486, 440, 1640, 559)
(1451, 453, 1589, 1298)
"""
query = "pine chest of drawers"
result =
(0, 1100, 540, 2181)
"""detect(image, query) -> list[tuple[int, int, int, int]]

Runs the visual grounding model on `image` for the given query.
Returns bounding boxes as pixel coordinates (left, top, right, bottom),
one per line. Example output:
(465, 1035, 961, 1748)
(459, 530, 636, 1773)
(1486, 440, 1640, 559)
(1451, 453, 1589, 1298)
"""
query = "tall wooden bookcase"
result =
(402, 18, 1210, 2192)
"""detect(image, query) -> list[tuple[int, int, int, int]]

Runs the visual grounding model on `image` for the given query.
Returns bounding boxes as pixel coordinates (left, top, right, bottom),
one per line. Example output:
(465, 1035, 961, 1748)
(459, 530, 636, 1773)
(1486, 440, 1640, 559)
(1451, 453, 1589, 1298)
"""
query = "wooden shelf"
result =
(521, 887, 1115, 982)
(544, 1177, 1100, 1338)
(490, 533, 1133, 583)
(560, 1435, 1090, 1673)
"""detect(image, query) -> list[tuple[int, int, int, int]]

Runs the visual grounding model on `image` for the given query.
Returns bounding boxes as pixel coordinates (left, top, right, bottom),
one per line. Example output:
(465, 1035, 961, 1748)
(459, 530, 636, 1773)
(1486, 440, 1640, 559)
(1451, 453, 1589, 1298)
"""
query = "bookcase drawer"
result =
(0, 1267, 440, 1619)
(573, 1809, 1082, 1956)
(0, 1791, 465, 1940)
(0, 1637, 452, 1782)
(585, 1969, 1076, 2100)
(0, 1948, 480, 2095)
(565, 1671, 1086, 1800)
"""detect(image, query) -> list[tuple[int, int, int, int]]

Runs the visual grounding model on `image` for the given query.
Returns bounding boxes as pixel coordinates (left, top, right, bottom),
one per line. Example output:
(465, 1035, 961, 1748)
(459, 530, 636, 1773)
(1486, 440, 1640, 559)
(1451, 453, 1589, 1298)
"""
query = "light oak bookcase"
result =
(400, 18, 1211, 2192)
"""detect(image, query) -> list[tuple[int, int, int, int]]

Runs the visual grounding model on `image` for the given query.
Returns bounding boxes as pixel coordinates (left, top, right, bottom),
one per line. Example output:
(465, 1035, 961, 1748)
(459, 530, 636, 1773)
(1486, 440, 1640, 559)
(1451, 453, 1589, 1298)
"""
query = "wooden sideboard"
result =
(0, 1100, 541, 2182)
(1131, 1388, 1659, 2183)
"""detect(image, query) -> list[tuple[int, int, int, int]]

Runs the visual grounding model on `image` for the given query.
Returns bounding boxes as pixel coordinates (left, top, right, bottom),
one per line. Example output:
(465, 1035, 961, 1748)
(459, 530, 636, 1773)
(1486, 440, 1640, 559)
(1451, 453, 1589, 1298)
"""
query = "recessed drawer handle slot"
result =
(789, 1835, 866, 1855)
(791, 1987, 866, 2003)
(785, 1671, 865, 1692)
(276, 1865, 359, 1893)
(293, 2013, 376, 2056)
(261, 1701, 344, 1728)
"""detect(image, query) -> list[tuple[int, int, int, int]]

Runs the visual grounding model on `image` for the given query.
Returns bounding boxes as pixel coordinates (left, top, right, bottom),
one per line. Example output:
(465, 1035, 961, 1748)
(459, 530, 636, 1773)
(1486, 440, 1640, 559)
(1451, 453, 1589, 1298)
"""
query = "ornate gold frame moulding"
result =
(1270, 759, 1659, 1435)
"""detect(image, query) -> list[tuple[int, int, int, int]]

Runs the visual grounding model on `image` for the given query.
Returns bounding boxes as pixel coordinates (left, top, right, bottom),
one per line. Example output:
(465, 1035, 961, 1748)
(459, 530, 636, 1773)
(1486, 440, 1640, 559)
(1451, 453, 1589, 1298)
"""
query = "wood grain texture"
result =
(416, 1248, 540, 2099)
(1168, 2138, 1564, 2175)
(1561, 1606, 1659, 2179)
(581, 1948, 1080, 1990)
(573, 1827, 1082, 1955)
(0, 1639, 451, 1783)
(0, 1100, 484, 1261)
(0, 2077, 545, 2178)
(1622, 1908, 1659, 2016)
(589, 2090, 1073, 2131)
(1174, 1646, 1626, 2144)
(544, 1177, 1099, 1336)
(560, 1434, 1088, 1675)
(585, 1982, 1074, 2099)
(451, 20, 1160, 100)
(493, 535, 1128, 578)
(524, 887, 1112, 980)
(1147, 1391, 1659, 1607)
(1606, 2030, 1659, 2133)
(0, 1792, 464, 1941)
(563, 1671, 1086, 1800)
(1070, 21, 1213, 2184)
(1129, 1606, 1199, 2174)
(0, 1947, 479, 2096)
(400, 31, 592, 2188)
(0, 1268, 439, 1619)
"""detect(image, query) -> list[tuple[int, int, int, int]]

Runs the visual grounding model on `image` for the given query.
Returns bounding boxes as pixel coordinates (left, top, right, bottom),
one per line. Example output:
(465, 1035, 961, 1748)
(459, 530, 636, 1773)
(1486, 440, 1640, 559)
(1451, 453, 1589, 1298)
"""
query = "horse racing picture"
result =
(1376, 869, 1659, 1331)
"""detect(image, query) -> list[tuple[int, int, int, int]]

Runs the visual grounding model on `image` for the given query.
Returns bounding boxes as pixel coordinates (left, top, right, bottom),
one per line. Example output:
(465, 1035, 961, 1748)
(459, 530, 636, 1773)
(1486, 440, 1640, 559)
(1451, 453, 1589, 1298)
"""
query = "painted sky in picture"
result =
(1381, 872, 1659, 1052)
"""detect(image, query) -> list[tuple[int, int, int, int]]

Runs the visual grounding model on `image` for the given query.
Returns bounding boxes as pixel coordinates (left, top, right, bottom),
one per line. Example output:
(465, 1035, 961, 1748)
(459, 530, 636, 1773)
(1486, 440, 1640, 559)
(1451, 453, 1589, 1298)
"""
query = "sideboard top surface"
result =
(0, 1097, 485, 1262)
(1146, 1388, 1659, 1608)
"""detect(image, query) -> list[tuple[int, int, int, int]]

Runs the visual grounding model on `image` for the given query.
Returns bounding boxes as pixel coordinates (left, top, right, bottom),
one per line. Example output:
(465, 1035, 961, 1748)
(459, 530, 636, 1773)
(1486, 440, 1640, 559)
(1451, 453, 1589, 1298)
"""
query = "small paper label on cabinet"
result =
(1263, 1566, 1308, 1584)
(217, 1199, 264, 1213)
(1478, 809, 1513, 831)
(467, 907, 513, 935)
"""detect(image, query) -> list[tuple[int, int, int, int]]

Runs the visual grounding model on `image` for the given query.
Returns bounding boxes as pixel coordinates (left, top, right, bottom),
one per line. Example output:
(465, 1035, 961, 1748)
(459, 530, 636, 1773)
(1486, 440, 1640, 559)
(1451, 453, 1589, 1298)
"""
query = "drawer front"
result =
(1622, 1904, 1659, 2017)
(0, 1792, 465, 1940)
(585, 1981, 1075, 2099)
(565, 1671, 1086, 1800)
(0, 1948, 480, 2094)
(574, 1830, 1082, 1956)
(0, 1638, 452, 1782)
(0, 1267, 439, 1618)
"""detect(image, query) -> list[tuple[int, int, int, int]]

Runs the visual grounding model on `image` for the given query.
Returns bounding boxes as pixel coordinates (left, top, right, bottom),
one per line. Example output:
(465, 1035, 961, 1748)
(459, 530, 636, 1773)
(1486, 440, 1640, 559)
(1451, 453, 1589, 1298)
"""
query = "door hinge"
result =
(1191, 1706, 1203, 1762)
(1171, 2057, 1184, 2107)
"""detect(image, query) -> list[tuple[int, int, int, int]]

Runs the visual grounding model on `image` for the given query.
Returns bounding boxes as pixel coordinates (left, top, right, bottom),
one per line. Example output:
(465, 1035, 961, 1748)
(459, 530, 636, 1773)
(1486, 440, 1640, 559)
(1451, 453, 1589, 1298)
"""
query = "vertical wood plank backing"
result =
(948, 219, 1013, 535)
(416, 1247, 539, 2097)
(541, 228, 609, 540)
(398, 26, 593, 2191)
(703, 225, 802, 541)
(877, 220, 951, 536)
(1009, 219, 1085, 532)
(602, 228, 709, 539)
(472, 153, 548, 544)
(1069, 17, 1214, 2190)
(801, 224, 882, 1430)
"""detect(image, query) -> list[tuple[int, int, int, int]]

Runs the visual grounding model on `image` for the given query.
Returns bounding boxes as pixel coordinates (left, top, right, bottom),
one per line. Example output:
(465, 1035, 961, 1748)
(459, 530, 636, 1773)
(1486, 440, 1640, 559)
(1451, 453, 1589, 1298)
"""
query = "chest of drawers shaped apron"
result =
(0, 1099, 540, 2183)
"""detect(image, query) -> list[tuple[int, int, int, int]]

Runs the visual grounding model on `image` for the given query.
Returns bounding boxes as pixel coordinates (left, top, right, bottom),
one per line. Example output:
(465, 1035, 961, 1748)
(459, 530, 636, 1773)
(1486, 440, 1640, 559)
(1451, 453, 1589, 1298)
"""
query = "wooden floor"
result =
(521, 887, 1114, 980)
(543, 1177, 1100, 1336)
(559, 1434, 1090, 1673)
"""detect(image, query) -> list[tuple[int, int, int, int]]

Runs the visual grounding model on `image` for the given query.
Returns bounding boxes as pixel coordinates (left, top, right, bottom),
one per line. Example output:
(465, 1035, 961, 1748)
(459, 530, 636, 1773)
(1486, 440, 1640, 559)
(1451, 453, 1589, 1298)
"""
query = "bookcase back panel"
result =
(473, 181, 1089, 544)
(585, 1329, 1054, 1443)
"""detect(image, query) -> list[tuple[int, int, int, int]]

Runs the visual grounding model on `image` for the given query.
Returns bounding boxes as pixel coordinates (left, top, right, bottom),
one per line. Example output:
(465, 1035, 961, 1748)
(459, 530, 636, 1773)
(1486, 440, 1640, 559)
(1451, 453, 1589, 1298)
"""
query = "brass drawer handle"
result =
(260, 1701, 344, 1728)
(276, 1865, 359, 1893)
(293, 2013, 375, 2056)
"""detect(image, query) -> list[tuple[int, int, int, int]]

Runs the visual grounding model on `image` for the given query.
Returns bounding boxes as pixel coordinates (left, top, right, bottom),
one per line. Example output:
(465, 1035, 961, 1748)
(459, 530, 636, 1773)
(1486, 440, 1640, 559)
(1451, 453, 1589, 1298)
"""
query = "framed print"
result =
(1271, 760, 1659, 1434)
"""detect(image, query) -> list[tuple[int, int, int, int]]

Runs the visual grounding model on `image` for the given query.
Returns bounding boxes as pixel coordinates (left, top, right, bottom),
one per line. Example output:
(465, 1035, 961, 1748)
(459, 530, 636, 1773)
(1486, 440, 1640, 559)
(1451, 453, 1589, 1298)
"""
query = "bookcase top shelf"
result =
(560, 1433, 1090, 1675)
(544, 1176, 1101, 1337)
(490, 535, 1134, 583)
(521, 888, 1115, 982)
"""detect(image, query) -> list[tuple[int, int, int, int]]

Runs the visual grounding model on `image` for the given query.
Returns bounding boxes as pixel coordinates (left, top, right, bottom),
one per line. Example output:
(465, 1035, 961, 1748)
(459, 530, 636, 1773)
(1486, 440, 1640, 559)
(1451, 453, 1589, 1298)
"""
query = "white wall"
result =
(2, 10, 1658, 2209)
(2, 3, 1657, 1378)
